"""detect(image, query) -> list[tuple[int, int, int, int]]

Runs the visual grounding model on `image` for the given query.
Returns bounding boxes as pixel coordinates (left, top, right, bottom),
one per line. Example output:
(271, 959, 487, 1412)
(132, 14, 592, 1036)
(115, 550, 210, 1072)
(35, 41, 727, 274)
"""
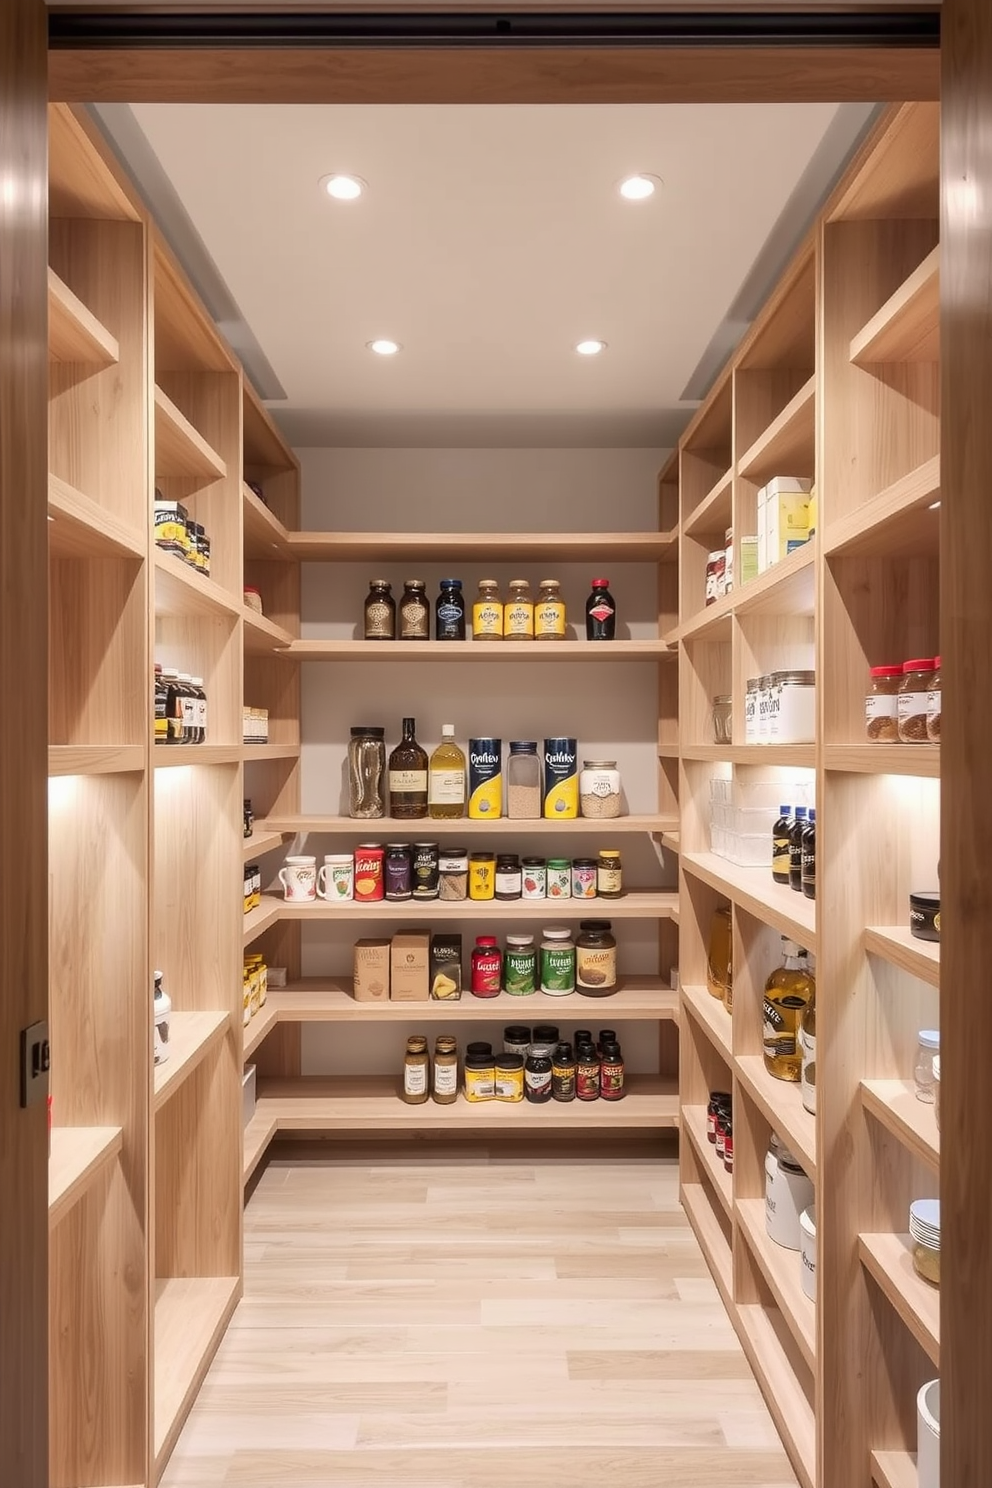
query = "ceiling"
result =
(120, 99, 857, 445)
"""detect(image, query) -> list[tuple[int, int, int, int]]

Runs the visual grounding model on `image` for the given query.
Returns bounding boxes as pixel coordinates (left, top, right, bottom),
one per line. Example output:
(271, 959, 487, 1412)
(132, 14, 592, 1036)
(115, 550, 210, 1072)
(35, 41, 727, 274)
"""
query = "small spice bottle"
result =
(506, 742, 542, 819)
(897, 658, 936, 742)
(503, 935, 537, 995)
(576, 1043, 601, 1101)
(364, 578, 396, 640)
(534, 578, 566, 640)
(599, 1040, 625, 1101)
(494, 1051, 525, 1102)
(432, 1036, 458, 1105)
(399, 579, 430, 640)
(469, 850, 496, 900)
(522, 857, 547, 899)
(571, 857, 598, 900)
(504, 579, 535, 640)
(495, 852, 523, 900)
(866, 664, 902, 742)
(470, 936, 503, 997)
(540, 925, 576, 996)
(472, 579, 503, 640)
(926, 657, 941, 743)
(438, 848, 469, 901)
(552, 1041, 577, 1101)
(597, 850, 623, 898)
(402, 1035, 430, 1104)
(464, 1051, 496, 1102)
(524, 1046, 553, 1103)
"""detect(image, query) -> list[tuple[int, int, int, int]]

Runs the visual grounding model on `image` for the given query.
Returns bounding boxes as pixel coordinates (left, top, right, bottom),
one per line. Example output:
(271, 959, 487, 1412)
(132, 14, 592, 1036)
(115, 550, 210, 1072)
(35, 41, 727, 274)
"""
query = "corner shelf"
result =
(153, 1275, 240, 1468)
(681, 1104, 732, 1217)
(154, 549, 242, 619)
(242, 483, 290, 558)
(285, 639, 673, 662)
(258, 812, 678, 838)
(154, 385, 227, 483)
(680, 981, 732, 1062)
(48, 266, 120, 366)
(871, 1449, 918, 1488)
(737, 1196, 816, 1374)
(153, 1011, 229, 1112)
(849, 245, 939, 365)
(858, 1231, 939, 1365)
(287, 530, 678, 563)
(242, 829, 287, 862)
(865, 926, 939, 988)
(243, 896, 283, 945)
(736, 1055, 817, 1180)
(861, 1079, 939, 1170)
(243, 608, 294, 653)
(737, 375, 816, 483)
(48, 473, 144, 561)
(683, 467, 732, 538)
(682, 852, 817, 950)
(49, 1125, 123, 1228)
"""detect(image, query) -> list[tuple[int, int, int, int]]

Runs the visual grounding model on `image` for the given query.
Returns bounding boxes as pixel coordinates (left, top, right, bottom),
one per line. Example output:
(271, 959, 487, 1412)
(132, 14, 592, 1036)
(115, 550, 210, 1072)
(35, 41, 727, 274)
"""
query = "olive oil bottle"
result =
(428, 724, 467, 820)
(763, 938, 815, 1082)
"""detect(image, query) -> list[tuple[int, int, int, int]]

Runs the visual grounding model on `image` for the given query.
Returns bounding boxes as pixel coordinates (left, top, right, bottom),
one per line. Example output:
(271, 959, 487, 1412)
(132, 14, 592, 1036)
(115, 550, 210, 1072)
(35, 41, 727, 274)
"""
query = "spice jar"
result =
(468, 851, 496, 900)
(506, 742, 542, 819)
(432, 1036, 458, 1105)
(470, 936, 502, 997)
(504, 579, 534, 640)
(522, 857, 547, 899)
(464, 1051, 496, 1102)
(898, 658, 936, 742)
(865, 664, 902, 742)
(364, 579, 396, 640)
(552, 1042, 576, 1101)
(597, 849, 623, 899)
(472, 578, 503, 639)
(576, 920, 618, 995)
(914, 1029, 940, 1103)
(503, 1025, 532, 1057)
(402, 1035, 429, 1104)
(243, 585, 263, 614)
(494, 1052, 524, 1102)
(495, 852, 523, 901)
(541, 925, 576, 996)
(504, 935, 537, 995)
(348, 727, 386, 818)
(579, 761, 622, 819)
(438, 849, 468, 901)
(571, 857, 598, 900)
(524, 1047, 553, 1103)
(534, 579, 566, 641)
(532, 1024, 560, 1051)
(399, 579, 430, 640)
(926, 657, 941, 743)
(711, 695, 732, 746)
(546, 858, 571, 900)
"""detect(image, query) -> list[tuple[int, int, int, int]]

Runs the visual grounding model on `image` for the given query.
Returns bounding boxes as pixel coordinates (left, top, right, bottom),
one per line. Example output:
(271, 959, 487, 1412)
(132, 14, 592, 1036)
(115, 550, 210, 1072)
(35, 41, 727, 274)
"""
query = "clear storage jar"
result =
(926, 657, 941, 743)
(347, 726, 386, 818)
(770, 670, 816, 744)
(866, 664, 902, 742)
(711, 695, 732, 745)
(898, 658, 936, 742)
(915, 1029, 940, 1103)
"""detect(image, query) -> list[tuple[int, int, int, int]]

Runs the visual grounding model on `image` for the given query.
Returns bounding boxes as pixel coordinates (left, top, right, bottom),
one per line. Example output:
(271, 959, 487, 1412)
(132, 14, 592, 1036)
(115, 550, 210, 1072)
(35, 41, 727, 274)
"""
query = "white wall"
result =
(292, 446, 674, 1075)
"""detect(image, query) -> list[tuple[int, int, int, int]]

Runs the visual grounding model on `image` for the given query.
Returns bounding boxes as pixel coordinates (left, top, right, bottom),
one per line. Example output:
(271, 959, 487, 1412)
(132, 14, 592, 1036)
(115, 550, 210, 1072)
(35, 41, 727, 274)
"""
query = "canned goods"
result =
(384, 843, 412, 900)
(354, 843, 385, 901)
(411, 841, 440, 900)
(543, 737, 578, 819)
(468, 738, 502, 818)
(547, 858, 571, 899)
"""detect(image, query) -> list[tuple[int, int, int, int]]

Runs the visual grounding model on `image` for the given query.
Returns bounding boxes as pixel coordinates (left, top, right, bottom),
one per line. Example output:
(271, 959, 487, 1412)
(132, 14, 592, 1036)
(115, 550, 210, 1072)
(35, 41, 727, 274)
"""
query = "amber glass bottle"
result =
(388, 717, 428, 819)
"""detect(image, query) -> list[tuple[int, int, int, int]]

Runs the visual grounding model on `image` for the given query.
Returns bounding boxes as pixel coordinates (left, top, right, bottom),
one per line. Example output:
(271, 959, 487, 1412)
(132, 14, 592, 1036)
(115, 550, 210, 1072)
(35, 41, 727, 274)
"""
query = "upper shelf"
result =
(849, 245, 940, 366)
(737, 376, 816, 483)
(243, 608, 294, 654)
(243, 484, 291, 559)
(823, 456, 940, 561)
(285, 639, 673, 662)
(258, 812, 678, 838)
(287, 530, 679, 563)
(683, 851, 817, 950)
(823, 744, 940, 779)
(48, 473, 144, 562)
(48, 266, 119, 367)
(679, 542, 815, 642)
(682, 471, 733, 540)
(154, 549, 242, 620)
(254, 889, 679, 924)
(154, 386, 227, 483)
(865, 925, 939, 988)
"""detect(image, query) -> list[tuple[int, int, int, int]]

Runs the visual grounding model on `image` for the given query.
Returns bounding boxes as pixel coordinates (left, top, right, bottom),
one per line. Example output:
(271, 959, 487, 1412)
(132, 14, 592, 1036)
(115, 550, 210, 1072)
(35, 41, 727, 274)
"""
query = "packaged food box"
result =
(430, 932, 463, 1000)
(353, 938, 390, 1002)
(390, 930, 430, 1001)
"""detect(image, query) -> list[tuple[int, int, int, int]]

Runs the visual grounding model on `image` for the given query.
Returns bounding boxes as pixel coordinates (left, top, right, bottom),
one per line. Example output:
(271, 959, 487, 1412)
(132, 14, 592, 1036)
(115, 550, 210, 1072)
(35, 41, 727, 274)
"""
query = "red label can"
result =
(354, 843, 385, 901)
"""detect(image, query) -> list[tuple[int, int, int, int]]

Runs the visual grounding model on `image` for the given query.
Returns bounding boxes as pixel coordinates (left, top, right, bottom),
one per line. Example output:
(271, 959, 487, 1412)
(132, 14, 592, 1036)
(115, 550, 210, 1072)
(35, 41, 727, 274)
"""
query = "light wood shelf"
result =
(153, 1011, 229, 1112)
(48, 473, 144, 560)
(679, 541, 815, 640)
(683, 467, 732, 538)
(243, 483, 290, 558)
(48, 1125, 123, 1228)
(287, 530, 679, 563)
(735, 1303, 815, 1488)
(154, 745, 243, 768)
(681, 1181, 733, 1307)
(861, 1079, 939, 1169)
(849, 245, 940, 365)
(258, 812, 678, 838)
(243, 896, 283, 945)
(823, 456, 940, 559)
(735, 1056, 817, 1181)
(242, 743, 300, 762)
(154, 548, 242, 619)
(154, 385, 227, 482)
(737, 375, 816, 482)
(681, 981, 732, 1061)
(737, 1197, 816, 1374)
(153, 1275, 240, 1468)
(681, 1104, 732, 1216)
(252, 889, 678, 924)
(681, 743, 816, 769)
(285, 638, 673, 662)
(242, 829, 287, 862)
(48, 266, 120, 365)
(243, 607, 294, 653)
(661, 828, 680, 853)
(865, 926, 939, 987)
(859, 1231, 939, 1365)
(682, 852, 817, 950)
(871, 1449, 918, 1488)
(48, 744, 145, 777)
(823, 743, 940, 778)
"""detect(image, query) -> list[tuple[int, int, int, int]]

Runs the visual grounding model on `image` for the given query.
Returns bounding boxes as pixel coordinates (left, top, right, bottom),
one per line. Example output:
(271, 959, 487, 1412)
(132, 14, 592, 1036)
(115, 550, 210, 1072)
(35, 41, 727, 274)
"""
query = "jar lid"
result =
(918, 1029, 940, 1050)
(526, 1047, 553, 1064)
(533, 1025, 559, 1039)
(495, 1053, 525, 1070)
(474, 937, 498, 950)
(546, 858, 571, 868)
(777, 670, 816, 684)
(439, 849, 468, 861)
(496, 853, 520, 864)
(464, 1052, 495, 1070)
(510, 740, 538, 753)
(350, 725, 385, 737)
(539, 578, 560, 587)
(800, 1207, 816, 1236)
(542, 926, 572, 940)
(470, 851, 495, 862)
(870, 665, 903, 677)
(386, 841, 412, 850)
(369, 577, 391, 587)
(466, 1041, 493, 1055)
(932, 656, 941, 667)
(505, 934, 534, 947)
(910, 890, 940, 908)
(903, 657, 936, 671)
(439, 577, 463, 586)
(404, 578, 426, 587)
(573, 857, 598, 867)
(591, 577, 610, 587)
(503, 1025, 531, 1039)
(509, 579, 530, 590)
(522, 856, 546, 866)
(244, 585, 261, 596)
(598, 849, 621, 859)
(582, 760, 618, 769)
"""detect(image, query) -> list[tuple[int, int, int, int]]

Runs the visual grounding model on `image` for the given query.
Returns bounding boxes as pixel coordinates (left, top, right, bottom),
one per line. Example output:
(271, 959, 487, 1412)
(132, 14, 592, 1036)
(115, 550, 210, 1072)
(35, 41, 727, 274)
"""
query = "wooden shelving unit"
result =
(286, 637, 673, 661)
(287, 529, 678, 562)
(252, 889, 678, 924)
(258, 811, 678, 838)
(676, 102, 941, 1488)
(48, 1125, 124, 1228)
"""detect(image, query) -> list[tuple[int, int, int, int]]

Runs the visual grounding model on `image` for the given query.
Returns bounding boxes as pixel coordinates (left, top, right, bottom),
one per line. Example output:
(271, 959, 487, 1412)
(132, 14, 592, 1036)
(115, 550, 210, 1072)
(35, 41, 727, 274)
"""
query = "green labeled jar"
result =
(541, 925, 576, 996)
(504, 934, 537, 996)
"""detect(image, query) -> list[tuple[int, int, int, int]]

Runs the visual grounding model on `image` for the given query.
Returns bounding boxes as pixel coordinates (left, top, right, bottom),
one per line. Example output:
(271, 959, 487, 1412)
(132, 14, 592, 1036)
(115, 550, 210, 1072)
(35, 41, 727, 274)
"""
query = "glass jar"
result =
(571, 857, 598, 900)
(576, 919, 617, 996)
(933, 1055, 941, 1131)
(470, 936, 502, 997)
(504, 579, 534, 640)
(745, 678, 759, 744)
(495, 853, 522, 901)
(522, 857, 547, 899)
(507, 742, 542, 819)
(579, 761, 622, 819)
(772, 670, 816, 744)
(540, 925, 576, 995)
(504, 934, 537, 994)
(898, 657, 936, 742)
(438, 849, 468, 901)
(534, 578, 566, 640)
(503, 1026, 532, 1056)
(432, 1036, 458, 1105)
(347, 726, 386, 818)
(524, 1047, 553, 1103)
(399, 579, 430, 640)
(914, 1029, 940, 1103)
(866, 664, 902, 742)
(546, 858, 571, 899)
(363, 578, 396, 640)
(711, 695, 732, 746)
(436, 578, 466, 641)
(402, 1035, 429, 1104)
(926, 656, 941, 743)
(597, 849, 623, 899)
(472, 578, 503, 640)
(494, 1052, 525, 1102)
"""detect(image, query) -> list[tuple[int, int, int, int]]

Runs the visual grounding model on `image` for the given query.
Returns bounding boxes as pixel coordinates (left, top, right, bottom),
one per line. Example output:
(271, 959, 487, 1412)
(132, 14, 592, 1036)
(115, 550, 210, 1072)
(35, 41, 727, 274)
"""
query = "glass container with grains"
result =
(506, 741, 542, 819)
(865, 665, 902, 742)
(579, 761, 622, 819)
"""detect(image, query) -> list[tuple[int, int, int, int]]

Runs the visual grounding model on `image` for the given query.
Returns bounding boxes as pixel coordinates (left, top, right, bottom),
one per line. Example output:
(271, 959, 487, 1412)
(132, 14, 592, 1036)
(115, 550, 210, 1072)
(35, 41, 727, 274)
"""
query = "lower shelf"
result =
(48, 1125, 122, 1227)
(859, 1230, 940, 1365)
(736, 1196, 816, 1374)
(680, 1180, 732, 1307)
(154, 1275, 240, 1469)
(244, 1073, 679, 1182)
(735, 1302, 815, 1488)
(681, 1104, 732, 1217)
(871, 1448, 918, 1488)
(154, 1010, 229, 1111)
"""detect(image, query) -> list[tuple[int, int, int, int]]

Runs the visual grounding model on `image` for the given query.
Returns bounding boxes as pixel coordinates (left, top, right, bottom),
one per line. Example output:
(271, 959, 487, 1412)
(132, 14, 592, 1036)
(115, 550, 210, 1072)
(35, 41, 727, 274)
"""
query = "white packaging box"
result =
(757, 485, 768, 573)
(765, 477, 812, 566)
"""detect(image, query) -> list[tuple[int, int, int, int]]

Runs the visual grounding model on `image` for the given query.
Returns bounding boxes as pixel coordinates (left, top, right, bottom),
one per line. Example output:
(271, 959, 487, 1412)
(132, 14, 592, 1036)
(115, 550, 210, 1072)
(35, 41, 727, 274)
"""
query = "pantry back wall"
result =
(292, 444, 672, 1075)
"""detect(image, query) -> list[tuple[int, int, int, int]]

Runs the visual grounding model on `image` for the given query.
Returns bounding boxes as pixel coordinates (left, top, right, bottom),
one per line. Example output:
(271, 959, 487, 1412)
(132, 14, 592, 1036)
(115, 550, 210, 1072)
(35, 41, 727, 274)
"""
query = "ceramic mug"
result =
(278, 855, 316, 902)
(317, 854, 354, 901)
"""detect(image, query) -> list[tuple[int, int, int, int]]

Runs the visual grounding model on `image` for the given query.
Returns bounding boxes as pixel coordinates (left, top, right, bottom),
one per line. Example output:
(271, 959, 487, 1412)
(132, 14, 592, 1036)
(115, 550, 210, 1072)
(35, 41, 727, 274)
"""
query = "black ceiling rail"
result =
(48, 11, 940, 51)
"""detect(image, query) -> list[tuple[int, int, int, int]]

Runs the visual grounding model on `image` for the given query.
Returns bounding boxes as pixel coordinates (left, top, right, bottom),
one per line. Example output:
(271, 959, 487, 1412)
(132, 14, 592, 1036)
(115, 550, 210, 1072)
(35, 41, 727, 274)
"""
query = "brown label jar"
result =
(597, 850, 623, 898)
(432, 1036, 458, 1104)
(576, 920, 617, 995)
(399, 579, 430, 640)
(402, 1035, 429, 1104)
(364, 579, 396, 640)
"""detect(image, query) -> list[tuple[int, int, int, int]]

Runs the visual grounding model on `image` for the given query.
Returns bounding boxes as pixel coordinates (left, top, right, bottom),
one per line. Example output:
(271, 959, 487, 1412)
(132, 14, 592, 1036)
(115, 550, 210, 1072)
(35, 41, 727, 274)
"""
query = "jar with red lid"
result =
(926, 657, 941, 742)
(898, 658, 936, 742)
(470, 936, 503, 997)
(865, 665, 902, 742)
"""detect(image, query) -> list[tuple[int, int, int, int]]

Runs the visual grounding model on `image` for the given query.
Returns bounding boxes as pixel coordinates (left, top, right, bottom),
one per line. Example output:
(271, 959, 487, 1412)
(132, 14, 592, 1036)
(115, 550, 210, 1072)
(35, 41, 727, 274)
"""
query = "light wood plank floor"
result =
(160, 1138, 797, 1487)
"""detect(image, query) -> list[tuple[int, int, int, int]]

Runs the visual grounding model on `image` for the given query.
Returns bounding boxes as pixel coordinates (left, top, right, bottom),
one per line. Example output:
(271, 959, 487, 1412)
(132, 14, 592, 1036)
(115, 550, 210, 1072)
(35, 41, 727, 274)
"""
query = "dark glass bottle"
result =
(387, 717, 429, 818)
(364, 579, 396, 640)
(399, 579, 430, 640)
(801, 809, 816, 900)
(436, 578, 466, 641)
(789, 807, 808, 892)
(772, 805, 793, 885)
(585, 578, 616, 641)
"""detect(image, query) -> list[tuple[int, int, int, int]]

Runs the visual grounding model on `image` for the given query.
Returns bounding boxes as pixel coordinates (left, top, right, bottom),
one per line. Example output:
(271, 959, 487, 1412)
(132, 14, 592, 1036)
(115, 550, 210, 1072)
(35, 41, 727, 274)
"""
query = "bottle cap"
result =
(903, 658, 936, 672)
(870, 665, 902, 677)
(441, 723, 455, 736)
(591, 577, 610, 587)
(439, 578, 462, 587)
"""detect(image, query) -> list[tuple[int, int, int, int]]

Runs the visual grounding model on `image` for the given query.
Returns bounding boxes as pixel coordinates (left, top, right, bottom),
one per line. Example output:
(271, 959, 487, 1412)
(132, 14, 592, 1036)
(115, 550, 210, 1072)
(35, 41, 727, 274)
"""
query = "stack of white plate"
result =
(910, 1198, 941, 1250)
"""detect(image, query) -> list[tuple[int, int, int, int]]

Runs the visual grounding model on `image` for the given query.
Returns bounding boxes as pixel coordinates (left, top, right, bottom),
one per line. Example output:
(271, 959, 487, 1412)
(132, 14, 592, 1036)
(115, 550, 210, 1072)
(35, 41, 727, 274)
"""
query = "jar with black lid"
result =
(524, 1047, 553, 1103)
(495, 852, 522, 901)
(503, 1025, 532, 1056)
(364, 579, 396, 640)
(576, 920, 618, 996)
(384, 843, 413, 900)
(466, 1041, 493, 1057)
(532, 1024, 559, 1050)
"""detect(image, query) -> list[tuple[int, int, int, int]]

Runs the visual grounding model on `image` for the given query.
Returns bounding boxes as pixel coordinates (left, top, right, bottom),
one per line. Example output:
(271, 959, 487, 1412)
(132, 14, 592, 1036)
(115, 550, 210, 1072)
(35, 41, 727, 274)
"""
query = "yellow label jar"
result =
(472, 579, 503, 639)
(464, 1052, 496, 1102)
(504, 579, 534, 640)
(494, 1051, 525, 1101)
(468, 851, 496, 900)
(535, 578, 566, 640)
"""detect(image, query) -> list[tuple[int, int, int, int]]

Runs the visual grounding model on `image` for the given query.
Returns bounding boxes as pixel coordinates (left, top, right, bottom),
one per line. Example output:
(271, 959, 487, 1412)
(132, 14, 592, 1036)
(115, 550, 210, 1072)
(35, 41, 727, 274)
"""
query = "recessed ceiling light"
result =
(618, 174, 661, 201)
(368, 339, 401, 356)
(576, 339, 607, 356)
(321, 174, 366, 201)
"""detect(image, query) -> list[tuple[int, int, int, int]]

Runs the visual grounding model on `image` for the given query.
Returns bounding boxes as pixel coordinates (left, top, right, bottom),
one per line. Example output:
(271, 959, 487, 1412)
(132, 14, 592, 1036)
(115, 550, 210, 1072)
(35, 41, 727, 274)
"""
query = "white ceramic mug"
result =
(278, 855, 316, 902)
(317, 854, 354, 901)
(917, 1379, 940, 1488)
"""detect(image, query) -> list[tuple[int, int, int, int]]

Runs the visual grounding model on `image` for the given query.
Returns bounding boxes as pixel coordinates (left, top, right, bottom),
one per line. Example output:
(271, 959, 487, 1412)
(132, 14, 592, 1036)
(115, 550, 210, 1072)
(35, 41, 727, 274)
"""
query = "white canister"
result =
(744, 679, 759, 744)
(799, 1206, 816, 1301)
(766, 1140, 815, 1251)
(278, 855, 317, 902)
(317, 853, 354, 901)
(773, 670, 816, 744)
(579, 761, 622, 819)
(757, 675, 772, 742)
(917, 1378, 940, 1488)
